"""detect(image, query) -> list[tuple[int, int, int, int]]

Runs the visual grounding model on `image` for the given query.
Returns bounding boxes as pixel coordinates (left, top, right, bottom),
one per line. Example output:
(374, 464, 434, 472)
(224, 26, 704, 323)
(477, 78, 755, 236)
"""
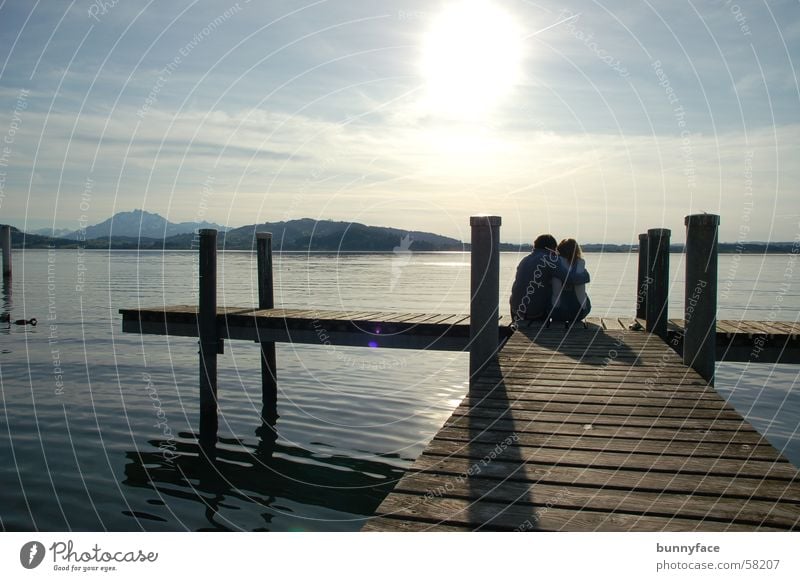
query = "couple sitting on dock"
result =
(509, 234, 592, 325)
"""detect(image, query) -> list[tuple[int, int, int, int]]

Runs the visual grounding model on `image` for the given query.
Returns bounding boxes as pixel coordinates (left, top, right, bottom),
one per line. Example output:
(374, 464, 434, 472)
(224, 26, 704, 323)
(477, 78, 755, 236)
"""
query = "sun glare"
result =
(421, 0, 523, 118)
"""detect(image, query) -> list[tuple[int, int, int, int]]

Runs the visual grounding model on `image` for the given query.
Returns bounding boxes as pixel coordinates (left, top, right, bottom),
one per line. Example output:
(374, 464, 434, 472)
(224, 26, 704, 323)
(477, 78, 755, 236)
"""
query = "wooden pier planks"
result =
(120, 305, 797, 361)
(363, 325, 800, 532)
(617, 318, 799, 364)
(119, 305, 483, 351)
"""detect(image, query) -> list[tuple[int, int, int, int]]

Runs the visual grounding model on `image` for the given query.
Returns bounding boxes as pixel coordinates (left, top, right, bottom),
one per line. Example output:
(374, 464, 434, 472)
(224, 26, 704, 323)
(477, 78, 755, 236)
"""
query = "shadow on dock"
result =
(509, 322, 645, 366)
(468, 360, 536, 530)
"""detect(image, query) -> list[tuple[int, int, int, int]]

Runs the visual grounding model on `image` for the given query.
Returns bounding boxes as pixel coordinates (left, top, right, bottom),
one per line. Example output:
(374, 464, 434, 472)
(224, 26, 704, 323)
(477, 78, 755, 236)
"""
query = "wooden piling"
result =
(469, 215, 501, 382)
(256, 232, 277, 417)
(198, 229, 218, 451)
(646, 228, 670, 340)
(684, 214, 720, 384)
(1, 225, 11, 279)
(636, 233, 647, 319)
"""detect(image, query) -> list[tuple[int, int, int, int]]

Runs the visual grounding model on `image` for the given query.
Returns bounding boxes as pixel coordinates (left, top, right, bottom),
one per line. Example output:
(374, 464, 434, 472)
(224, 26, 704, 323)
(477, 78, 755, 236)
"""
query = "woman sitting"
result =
(550, 238, 592, 322)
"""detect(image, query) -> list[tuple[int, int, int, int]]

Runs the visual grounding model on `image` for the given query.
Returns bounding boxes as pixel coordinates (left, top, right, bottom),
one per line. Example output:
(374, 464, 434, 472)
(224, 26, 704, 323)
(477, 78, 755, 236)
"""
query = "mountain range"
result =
(9, 210, 468, 251)
(60, 209, 229, 239)
(6, 210, 798, 253)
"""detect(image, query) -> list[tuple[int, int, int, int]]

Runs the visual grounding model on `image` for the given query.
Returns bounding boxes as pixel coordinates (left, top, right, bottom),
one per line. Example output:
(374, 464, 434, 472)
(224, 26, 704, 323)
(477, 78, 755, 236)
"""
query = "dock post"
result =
(1, 225, 11, 279)
(256, 232, 277, 421)
(469, 215, 501, 382)
(684, 214, 720, 385)
(636, 233, 647, 319)
(198, 229, 218, 451)
(646, 228, 671, 340)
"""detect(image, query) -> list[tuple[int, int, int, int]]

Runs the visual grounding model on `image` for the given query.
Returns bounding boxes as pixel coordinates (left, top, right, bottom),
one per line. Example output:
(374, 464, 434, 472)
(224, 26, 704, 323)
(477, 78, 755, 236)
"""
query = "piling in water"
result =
(1, 225, 11, 279)
(198, 229, 218, 451)
(256, 232, 277, 421)
(646, 228, 671, 340)
(683, 214, 720, 385)
(636, 233, 648, 319)
(469, 215, 501, 382)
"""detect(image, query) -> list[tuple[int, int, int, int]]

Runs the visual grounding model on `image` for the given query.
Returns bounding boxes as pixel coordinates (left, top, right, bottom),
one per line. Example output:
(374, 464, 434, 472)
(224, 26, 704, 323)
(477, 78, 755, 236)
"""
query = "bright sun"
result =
(421, 0, 524, 118)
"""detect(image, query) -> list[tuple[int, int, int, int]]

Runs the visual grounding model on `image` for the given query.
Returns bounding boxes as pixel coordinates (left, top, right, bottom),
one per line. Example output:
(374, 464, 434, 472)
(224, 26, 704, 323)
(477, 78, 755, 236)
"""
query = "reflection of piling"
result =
(469, 215, 501, 383)
(198, 229, 218, 451)
(256, 232, 278, 422)
(646, 228, 671, 340)
(636, 233, 647, 319)
(684, 214, 720, 385)
(1, 225, 11, 279)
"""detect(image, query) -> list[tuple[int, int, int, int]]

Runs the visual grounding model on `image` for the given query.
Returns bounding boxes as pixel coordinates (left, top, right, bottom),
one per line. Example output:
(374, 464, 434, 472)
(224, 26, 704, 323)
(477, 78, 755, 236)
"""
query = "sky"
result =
(0, 0, 798, 244)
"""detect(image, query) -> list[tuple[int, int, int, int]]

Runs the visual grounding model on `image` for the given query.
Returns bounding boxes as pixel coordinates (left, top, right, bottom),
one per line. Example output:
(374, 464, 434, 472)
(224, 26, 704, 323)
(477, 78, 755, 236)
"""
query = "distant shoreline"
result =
(6, 215, 797, 254)
(12, 245, 798, 255)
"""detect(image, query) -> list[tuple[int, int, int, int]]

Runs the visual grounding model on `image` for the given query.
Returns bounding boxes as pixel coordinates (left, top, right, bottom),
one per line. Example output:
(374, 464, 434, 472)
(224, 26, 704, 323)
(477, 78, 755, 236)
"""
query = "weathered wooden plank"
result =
(422, 439, 799, 480)
(504, 330, 638, 339)
(743, 321, 776, 336)
(427, 314, 461, 326)
(519, 338, 675, 349)
(361, 516, 472, 532)
(442, 415, 769, 445)
(496, 356, 701, 370)
(410, 454, 800, 502)
(470, 375, 716, 393)
(582, 316, 604, 328)
(731, 320, 768, 337)
(434, 426, 782, 461)
(450, 314, 471, 326)
(449, 407, 755, 431)
(373, 492, 779, 531)
(376, 311, 427, 323)
(462, 390, 736, 411)
(392, 472, 799, 529)
(767, 322, 799, 338)
(424, 313, 466, 325)
(456, 398, 741, 420)
(500, 341, 677, 352)
(497, 350, 680, 361)
(400, 313, 442, 324)
(262, 308, 322, 319)
(489, 368, 705, 383)
(716, 320, 741, 336)
(472, 376, 713, 391)
(467, 385, 725, 405)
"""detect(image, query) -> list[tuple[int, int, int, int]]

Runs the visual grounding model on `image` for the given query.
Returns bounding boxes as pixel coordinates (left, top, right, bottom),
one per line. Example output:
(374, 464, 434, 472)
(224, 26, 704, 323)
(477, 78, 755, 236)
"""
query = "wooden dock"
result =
(119, 214, 800, 531)
(586, 316, 800, 364)
(363, 322, 800, 531)
(120, 308, 798, 362)
(120, 306, 498, 351)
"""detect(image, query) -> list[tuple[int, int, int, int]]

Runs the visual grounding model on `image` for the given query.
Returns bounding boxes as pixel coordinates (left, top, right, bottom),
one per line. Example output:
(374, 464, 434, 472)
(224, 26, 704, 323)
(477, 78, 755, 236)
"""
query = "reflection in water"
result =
(122, 413, 403, 531)
(1, 276, 11, 332)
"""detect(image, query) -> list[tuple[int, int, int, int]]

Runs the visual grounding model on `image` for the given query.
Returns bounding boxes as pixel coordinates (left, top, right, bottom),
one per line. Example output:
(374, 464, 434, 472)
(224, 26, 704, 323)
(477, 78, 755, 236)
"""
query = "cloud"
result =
(1, 0, 798, 241)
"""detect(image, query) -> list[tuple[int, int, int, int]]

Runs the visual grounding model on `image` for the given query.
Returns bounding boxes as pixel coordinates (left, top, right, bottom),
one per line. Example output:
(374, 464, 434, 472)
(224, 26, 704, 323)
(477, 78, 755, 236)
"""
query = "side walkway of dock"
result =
(363, 323, 800, 531)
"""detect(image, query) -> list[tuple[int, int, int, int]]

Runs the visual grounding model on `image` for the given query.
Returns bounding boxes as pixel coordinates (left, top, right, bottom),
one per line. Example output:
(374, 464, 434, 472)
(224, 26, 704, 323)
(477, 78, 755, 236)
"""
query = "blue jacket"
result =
(509, 249, 591, 321)
(550, 257, 592, 322)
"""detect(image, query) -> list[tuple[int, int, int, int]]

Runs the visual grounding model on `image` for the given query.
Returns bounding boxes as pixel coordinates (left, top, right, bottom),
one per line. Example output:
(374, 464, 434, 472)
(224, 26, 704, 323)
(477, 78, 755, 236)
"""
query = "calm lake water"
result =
(0, 250, 798, 531)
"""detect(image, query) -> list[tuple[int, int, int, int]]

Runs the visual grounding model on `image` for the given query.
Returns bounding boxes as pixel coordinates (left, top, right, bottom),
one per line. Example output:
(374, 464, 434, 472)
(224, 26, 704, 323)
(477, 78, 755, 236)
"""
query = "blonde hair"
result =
(557, 238, 582, 265)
